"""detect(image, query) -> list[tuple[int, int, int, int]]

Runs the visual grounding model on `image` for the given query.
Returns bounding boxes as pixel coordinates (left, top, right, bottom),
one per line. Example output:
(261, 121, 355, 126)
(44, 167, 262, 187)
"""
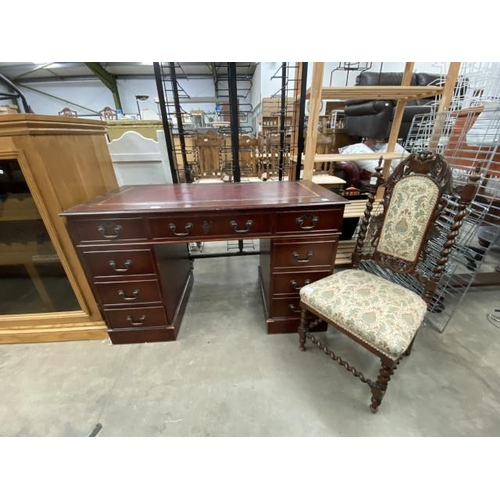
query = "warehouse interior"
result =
(0, 50, 498, 499)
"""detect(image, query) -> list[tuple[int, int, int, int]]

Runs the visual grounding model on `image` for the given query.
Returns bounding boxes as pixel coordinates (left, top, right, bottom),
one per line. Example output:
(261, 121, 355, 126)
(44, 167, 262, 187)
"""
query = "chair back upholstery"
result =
(376, 175, 440, 262)
(375, 156, 450, 268)
(352, 151, 480, 301)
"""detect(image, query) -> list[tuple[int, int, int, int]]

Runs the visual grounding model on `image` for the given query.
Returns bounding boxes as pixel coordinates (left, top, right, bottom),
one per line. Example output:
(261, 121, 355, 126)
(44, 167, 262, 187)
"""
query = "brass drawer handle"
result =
(230, 219, 254, 233)
(295, 214, 319, 230)
(288, 304, 301, 314)
(118, 289, 139, 301)
(108, 259, 132, 272)
(292, 250, 313, 263)
(126, 314, 146, 326)
(169, 222, 193, 236)
(98, 223, 122, 239)
(290, 279, 311, 290)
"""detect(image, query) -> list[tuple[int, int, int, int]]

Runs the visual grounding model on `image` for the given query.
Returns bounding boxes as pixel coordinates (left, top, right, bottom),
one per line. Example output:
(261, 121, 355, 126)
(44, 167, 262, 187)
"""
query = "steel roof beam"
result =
(84, 62, 123, 110)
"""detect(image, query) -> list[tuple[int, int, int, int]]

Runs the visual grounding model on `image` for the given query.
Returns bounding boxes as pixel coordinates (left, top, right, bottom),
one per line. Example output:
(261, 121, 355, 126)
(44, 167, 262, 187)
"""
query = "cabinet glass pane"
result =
(0, 159, 79, 314)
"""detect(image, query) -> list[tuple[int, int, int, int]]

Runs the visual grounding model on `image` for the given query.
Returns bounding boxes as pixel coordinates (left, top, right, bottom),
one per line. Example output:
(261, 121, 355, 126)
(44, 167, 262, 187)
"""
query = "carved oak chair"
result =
(99, 106, 117, 121)
(298, 151, 480, 412)
(58, 107, 77, 117)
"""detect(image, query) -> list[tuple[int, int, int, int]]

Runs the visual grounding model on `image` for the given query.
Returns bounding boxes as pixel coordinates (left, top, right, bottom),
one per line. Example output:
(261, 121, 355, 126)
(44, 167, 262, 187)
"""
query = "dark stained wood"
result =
(95, 279, 162, 307)
(272, 270, 331, 295)
(275, 209, 344, 234)
(63, 181, 346, 216)
(153, 243, 192, 324)
(69, 218, 148, 244)
(370, 363, 394, 414)
(272, 239, 337, 269)
(271, 296, 302, 317)
(80, 248, 156, 278)
(148, 212, 272, 242)
(62, 181, 347, 342)
(104, 305, 168, 329)
(108, 327, 176, 344)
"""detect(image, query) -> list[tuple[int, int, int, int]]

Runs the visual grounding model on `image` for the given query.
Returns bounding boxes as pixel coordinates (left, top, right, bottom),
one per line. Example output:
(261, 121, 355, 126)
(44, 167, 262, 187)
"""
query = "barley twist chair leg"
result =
(370, 363, 394, 413)
(299, 307, 308, 351)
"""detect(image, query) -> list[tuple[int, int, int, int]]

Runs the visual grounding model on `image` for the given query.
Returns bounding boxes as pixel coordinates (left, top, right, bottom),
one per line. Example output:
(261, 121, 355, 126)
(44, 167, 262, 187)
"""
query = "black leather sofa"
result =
(344, 72, 444, 142)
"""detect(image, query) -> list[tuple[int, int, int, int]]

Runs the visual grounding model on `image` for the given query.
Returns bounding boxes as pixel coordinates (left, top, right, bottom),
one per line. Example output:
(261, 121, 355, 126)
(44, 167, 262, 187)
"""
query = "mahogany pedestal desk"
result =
(62, 181, 347, 344)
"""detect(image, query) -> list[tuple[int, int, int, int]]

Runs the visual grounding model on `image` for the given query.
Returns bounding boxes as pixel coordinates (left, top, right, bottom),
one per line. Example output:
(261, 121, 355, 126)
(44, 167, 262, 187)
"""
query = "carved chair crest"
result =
(353, 151, 479, 295)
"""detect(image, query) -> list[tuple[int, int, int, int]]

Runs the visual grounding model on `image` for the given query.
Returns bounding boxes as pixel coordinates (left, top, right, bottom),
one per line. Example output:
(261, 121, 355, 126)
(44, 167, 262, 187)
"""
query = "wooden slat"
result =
(429, 62, 461, 149)
(383, 62, 415, 178)
(310, 174, 346, 186)
(306, 86, 443, 101)
(303, 62, 325, 181)
(335, 199, 383, 265)
(335, 240, 357, 265)
(0, 321, 108, 344)
(293, 152, 408, 163)
(0, 194, 39, 221)
(334, 198, 384, 266)
(343, 199, 382, 218)
(0, 241, 55, 266)
(0, 114, 108, 136)
(343, 199, 368, 218)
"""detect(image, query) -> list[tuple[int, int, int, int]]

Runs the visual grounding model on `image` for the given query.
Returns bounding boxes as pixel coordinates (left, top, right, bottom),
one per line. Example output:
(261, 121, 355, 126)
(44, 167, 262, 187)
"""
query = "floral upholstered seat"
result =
(300, 269, 428, 361)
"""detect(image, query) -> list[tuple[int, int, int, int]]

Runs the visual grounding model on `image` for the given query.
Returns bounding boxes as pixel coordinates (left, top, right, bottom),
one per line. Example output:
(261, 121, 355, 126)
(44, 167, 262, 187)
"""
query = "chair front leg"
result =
(299, 307, 309, 351)
(404, 337, 416, 357)
(369, 362, 394, 413)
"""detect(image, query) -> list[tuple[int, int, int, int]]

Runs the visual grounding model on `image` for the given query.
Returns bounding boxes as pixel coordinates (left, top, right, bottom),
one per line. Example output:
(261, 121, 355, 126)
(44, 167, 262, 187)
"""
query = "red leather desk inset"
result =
(62, 181, 347, 344)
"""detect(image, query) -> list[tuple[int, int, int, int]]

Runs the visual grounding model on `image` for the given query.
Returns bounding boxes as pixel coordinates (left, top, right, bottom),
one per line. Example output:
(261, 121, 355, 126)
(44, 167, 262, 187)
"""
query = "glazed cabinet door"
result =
(0, 158, 80, 315)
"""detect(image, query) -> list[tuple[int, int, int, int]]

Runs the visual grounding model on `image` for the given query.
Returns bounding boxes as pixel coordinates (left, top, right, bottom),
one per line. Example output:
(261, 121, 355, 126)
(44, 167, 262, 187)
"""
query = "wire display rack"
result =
(257, 63, 303, 181)
(381, 63, 500, 333)
(153, 62, 198, 183)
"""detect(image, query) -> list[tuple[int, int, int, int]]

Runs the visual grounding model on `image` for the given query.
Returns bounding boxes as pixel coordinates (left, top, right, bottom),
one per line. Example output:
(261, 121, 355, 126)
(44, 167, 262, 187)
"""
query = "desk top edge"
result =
(62, 181, 347, 217)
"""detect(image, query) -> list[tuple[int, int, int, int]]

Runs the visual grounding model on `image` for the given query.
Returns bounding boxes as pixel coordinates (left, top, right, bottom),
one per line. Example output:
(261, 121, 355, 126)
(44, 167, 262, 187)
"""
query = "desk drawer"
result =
(271, 296, 302, 318)
(82, 249, 156, 278)
(95, 279, 162, 307)
(273, 239, 337, 269)
(71, 218, 147, 244)
(272, 270, 331, 295)
(149, 213, 271, 240)
(104, 305, 168, 330)
(276, 209, 343, 234)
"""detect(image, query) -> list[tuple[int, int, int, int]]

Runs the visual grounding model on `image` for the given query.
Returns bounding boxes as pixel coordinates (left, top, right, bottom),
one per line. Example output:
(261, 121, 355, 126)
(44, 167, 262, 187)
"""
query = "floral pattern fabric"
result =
(377, 176, 439, 262)
(300, 269, 428, 360)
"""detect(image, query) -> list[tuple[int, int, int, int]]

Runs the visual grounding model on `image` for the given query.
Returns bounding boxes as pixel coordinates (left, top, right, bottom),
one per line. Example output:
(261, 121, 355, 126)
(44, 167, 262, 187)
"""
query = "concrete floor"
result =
(1, 243, 500, 437)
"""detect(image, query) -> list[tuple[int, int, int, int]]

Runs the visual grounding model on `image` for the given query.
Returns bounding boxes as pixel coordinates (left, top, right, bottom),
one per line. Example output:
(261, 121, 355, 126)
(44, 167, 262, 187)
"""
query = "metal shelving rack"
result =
(154, 62, 260, 257)
(153, 62, 197, 183)
(376, 62, 500, 333)
(257, 62, 306, 182)
(271, 62, 303, 181)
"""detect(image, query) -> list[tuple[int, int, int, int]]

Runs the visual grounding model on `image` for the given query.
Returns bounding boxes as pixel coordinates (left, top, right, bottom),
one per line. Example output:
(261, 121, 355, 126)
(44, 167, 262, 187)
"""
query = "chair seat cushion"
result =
(300, 269, 428, 360)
